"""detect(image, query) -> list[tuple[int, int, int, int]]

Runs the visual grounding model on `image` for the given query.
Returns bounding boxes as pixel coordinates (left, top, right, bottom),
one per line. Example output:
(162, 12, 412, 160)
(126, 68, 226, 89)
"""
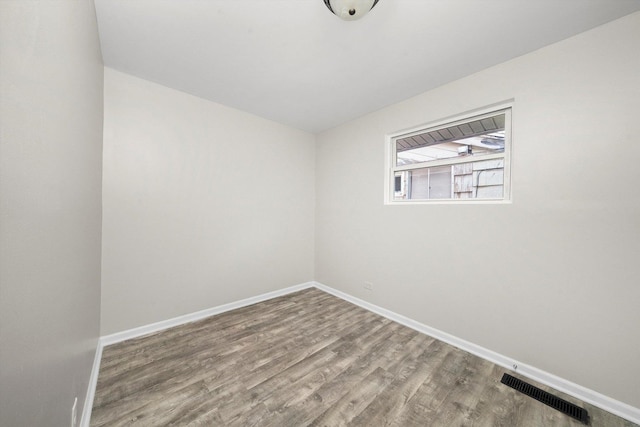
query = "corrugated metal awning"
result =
(396, 113, 505, 152)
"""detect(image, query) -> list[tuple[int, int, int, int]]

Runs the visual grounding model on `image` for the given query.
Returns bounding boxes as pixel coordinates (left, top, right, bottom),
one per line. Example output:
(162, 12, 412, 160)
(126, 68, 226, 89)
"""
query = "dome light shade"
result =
(323, 0, 380, 21)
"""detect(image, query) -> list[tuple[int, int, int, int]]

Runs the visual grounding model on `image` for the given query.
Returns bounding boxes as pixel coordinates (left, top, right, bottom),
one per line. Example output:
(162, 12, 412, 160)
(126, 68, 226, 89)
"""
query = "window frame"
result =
(384, 103, 513, 205)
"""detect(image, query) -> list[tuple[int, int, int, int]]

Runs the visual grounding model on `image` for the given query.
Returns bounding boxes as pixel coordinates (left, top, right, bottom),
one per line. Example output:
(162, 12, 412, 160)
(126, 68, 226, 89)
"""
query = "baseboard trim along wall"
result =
(81, 282, 314, 426)
(311, 282, 640, 425)
(80, 342, 103, 427)
(99, 282, 315, 346)
(81, 281, 640, 426)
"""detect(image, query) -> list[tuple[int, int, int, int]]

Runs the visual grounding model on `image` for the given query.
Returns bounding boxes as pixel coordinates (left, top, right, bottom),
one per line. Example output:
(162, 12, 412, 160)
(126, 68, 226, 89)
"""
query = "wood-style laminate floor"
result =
(91, 288, 637, 426)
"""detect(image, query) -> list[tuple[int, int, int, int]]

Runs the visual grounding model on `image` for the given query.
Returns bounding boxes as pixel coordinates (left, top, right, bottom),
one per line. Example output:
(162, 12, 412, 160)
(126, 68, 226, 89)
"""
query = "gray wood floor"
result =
(91, 288, 637, 426)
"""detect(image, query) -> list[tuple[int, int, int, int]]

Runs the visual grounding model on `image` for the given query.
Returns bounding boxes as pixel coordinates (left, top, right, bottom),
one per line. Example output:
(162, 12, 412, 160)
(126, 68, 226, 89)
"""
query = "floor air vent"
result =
(501, 373, 589, 424)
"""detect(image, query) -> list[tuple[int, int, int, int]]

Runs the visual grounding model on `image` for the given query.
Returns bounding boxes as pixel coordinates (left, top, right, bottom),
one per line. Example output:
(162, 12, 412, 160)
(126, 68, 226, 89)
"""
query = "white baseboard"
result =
(81, 280, 640, 425)
(100, 282, 315, 346)
(80, 282, 316, 425)
(80, 340, 103, 427)
(312, 281, 640, 425)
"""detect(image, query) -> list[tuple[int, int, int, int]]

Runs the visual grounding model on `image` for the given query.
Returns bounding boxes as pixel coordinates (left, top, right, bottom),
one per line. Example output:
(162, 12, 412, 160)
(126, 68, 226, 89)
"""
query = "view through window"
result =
(388, 107, 511, 202)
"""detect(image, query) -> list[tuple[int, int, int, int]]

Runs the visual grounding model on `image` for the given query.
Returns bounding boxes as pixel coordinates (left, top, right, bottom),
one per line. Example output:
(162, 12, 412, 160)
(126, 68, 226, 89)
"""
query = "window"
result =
(386, 105, 512, 203)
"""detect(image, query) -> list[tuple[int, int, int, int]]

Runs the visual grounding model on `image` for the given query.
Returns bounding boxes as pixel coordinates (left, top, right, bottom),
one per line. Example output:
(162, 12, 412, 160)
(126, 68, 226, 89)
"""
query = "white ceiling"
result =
(95, 0, 640, 133)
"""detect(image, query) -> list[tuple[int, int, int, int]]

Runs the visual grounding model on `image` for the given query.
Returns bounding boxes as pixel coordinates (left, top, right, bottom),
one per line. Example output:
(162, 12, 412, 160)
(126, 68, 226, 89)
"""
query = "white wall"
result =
(101, 69, 315, 335)
(315, 12, 640, 409)
(0, 2, 103, 426)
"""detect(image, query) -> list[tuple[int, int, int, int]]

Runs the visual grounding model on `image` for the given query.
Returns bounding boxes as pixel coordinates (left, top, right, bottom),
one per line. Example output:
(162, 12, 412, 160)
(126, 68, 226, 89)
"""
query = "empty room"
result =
(1, 0, 640, 426)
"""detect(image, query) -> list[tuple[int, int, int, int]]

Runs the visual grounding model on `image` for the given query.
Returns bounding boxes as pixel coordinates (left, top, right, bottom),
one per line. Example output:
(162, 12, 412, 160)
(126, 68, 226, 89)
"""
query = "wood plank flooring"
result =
(91, 288, 637, 426)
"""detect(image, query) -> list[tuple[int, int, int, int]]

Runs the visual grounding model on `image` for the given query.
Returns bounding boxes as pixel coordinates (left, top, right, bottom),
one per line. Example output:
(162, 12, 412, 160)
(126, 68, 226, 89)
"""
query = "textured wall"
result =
(0, 2, 104, 426)
(315, 12, 640, 409)
(101, 69, 315, 335)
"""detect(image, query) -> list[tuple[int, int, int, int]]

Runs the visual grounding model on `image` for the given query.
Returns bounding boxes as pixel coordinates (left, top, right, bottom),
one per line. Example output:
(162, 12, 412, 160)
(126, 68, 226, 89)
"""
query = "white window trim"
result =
(384, 102, 513, 205)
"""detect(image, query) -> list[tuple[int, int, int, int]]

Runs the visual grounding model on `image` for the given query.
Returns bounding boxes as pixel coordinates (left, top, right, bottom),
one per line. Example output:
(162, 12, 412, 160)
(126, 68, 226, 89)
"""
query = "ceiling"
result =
(94, 0, 640, 133)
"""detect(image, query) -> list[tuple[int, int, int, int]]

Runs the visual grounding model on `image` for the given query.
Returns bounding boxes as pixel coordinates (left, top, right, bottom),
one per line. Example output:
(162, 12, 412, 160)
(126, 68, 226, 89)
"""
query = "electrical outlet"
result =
(364, 281, 373, 291)
(71, 397, 77, 427)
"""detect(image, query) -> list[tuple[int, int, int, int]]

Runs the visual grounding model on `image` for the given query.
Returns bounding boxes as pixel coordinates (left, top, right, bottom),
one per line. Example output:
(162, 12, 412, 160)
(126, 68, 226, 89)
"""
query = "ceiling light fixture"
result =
(323, 0, 380, 21)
